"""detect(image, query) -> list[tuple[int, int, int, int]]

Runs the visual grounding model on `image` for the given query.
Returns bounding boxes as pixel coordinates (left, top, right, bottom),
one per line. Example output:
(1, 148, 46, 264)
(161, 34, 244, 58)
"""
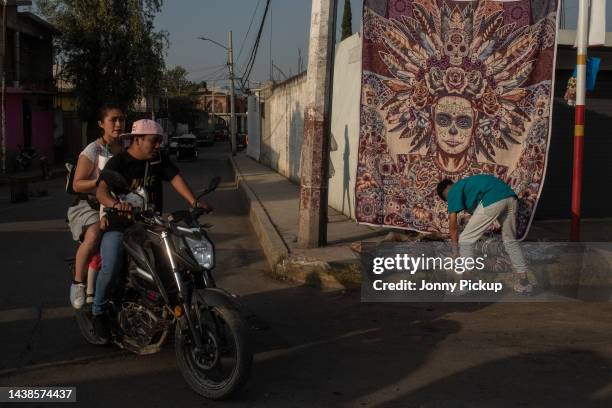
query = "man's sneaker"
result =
(92, 314, 111, 343)
(70, 283, 87, 309)
(514, 277, 534, 295)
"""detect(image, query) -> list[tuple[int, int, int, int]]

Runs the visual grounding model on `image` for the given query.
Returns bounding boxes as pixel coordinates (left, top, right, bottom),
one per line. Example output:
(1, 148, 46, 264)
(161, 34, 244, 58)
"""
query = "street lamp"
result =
(197, 37, 228, 50)
(198, 34, 237, 156)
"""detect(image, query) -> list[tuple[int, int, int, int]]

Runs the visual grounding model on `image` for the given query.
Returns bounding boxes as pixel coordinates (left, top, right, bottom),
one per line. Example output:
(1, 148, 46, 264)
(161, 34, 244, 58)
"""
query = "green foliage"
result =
(162, 65, 199, 97)
(165, 95, 199, 127)
(159, 65, 201, 127)
(341, 0, 352, 41)
(36, 0, 167, 125)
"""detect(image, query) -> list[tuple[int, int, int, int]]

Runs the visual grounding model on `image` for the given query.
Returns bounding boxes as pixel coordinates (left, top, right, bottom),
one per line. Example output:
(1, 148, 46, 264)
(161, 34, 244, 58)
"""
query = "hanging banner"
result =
(571, 56, 601, 92)
(356, 0, 559, 239)
(588, 0, 606, 47)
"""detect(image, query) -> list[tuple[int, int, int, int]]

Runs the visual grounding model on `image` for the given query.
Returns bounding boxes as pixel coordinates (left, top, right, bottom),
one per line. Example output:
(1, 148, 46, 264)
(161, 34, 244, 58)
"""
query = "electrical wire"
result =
(236, 0, 262, 66)
(239, 0, 272, 90)
(269, 1, 272, 81)
(187, 64, 226, 74)
(193, 66, 228, 83)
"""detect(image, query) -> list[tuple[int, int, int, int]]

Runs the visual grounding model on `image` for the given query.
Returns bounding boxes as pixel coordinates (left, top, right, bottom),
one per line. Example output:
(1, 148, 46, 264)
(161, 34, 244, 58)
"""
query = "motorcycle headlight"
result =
(185, 236, 214, 269)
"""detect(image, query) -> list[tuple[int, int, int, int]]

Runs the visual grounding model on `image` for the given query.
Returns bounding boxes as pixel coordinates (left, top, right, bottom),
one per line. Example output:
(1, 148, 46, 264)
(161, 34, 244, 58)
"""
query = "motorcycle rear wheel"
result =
(175, 304, 252, 400)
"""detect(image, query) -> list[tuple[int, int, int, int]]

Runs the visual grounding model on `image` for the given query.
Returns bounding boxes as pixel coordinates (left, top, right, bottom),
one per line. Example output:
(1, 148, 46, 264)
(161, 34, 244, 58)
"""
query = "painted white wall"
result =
(246, 95, 261, 160)
(328, 33, 361, 219)
(255, 33, 362, 217)
(264, 74, 306, 182)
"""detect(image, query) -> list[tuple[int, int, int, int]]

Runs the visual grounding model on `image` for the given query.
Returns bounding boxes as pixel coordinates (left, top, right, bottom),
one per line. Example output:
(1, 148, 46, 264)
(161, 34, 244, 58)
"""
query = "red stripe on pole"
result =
(571, 104, 586, 241)
(575, 105, 586, 125)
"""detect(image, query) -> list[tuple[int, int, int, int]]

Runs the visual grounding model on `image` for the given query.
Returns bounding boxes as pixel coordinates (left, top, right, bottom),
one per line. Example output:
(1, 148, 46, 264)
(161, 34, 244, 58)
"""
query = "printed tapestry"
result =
(356, 0, 559, 239)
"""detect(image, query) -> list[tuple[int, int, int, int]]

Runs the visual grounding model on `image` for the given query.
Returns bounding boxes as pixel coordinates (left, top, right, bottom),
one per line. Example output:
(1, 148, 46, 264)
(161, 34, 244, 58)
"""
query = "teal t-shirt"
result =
(447, 174, 516, 214)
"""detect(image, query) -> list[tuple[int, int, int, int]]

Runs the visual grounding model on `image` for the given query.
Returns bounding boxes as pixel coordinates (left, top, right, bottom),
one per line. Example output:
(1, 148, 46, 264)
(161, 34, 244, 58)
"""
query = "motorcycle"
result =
(68, 171, 252, 400)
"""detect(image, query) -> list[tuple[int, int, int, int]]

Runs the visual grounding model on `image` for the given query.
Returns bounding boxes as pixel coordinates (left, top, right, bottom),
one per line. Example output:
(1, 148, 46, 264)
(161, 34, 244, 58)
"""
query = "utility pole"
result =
(570, 0, 589, 241)
(297, 0, 337, 248)
(211, 80, 215, 133)
(228, 31, 237, 156)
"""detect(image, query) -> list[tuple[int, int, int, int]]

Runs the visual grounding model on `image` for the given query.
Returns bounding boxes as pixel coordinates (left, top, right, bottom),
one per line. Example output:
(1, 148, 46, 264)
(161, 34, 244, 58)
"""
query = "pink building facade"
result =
(4, 3, 59, 171)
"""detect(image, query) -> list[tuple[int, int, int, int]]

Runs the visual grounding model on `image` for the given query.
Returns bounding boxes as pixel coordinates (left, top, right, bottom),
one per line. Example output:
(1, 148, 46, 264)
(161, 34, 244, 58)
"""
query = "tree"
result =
(36, 0, 167, 135)
(341, 0, 352, 41)
(162, 65, 198, 97)
(159, 65, 200, 127)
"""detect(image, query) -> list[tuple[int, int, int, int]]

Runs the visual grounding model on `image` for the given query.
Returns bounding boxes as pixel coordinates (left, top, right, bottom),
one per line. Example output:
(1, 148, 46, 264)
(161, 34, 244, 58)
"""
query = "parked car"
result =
(176, 134, 198, 161)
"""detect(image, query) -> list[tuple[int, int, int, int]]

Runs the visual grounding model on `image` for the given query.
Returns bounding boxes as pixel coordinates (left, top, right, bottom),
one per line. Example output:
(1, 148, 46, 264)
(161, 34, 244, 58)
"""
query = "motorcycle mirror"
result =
(100, 170, 131, 194)
(197, 176, 221, 199)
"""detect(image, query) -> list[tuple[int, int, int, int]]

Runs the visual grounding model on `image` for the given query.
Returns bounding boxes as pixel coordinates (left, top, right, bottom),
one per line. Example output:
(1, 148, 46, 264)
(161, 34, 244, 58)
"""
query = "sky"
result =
(154, 1, 610, 90)
(154, 0, 361, 89)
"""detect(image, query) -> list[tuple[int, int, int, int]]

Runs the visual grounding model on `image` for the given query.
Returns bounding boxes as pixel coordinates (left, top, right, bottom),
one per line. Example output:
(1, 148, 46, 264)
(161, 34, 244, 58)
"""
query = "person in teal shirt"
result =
(437, 174, 533, 294)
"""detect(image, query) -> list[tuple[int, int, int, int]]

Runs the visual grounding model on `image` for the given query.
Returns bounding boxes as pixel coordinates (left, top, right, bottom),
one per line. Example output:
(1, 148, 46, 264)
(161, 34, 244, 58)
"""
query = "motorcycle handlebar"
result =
(104, 205, 210, 226)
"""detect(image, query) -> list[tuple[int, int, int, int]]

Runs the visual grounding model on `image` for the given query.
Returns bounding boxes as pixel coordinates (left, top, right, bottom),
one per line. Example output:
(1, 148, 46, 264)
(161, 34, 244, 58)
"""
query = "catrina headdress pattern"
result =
(373, 0, 556, 161)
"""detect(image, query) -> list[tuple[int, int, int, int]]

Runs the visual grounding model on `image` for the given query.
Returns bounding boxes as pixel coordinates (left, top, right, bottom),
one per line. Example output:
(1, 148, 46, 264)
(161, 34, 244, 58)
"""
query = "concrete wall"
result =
(328, 33, 362, 219)
(259, 73, 307, 183)
(249, 33, 361, 196)
(247, 95, 261, 161)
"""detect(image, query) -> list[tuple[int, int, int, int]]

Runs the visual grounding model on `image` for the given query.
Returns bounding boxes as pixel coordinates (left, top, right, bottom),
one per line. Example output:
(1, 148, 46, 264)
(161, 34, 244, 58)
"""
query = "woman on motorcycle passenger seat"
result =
(66, 104, 125, 309)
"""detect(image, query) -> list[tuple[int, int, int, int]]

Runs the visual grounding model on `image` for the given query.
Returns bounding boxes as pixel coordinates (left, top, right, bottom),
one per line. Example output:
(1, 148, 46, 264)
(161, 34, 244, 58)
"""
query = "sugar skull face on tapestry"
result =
(356, 0, 558, 237)
(434, 96, 475, 156)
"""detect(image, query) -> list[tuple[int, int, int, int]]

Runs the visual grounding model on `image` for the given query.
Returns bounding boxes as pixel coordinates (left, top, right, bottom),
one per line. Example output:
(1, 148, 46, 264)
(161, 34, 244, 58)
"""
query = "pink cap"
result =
(120, 119, 164, 137)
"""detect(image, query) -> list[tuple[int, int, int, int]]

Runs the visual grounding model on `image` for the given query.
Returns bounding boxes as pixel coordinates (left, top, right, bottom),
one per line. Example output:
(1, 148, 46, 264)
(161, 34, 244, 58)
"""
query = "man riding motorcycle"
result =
(94, 119, 210, 341)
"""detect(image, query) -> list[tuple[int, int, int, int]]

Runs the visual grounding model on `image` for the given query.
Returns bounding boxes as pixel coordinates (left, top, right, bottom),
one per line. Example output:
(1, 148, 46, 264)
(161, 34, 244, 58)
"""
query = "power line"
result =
(239, 0, 272, 90)
(187, 64, 227, 74)
(269, 0, 273, 81)
(236, 0, 262, 66)
(192, 66, 228, 83)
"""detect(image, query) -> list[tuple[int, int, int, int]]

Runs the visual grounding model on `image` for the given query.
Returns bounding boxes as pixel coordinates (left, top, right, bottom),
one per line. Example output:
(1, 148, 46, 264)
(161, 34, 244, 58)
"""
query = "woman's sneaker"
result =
(514, 277, 534, 295)
(70, 283, 87, 309)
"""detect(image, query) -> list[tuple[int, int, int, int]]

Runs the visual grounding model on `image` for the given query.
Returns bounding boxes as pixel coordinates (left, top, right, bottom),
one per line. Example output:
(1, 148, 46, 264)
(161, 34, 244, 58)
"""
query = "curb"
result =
(228, 155, 353, 290)
(228, 156, 290, 272)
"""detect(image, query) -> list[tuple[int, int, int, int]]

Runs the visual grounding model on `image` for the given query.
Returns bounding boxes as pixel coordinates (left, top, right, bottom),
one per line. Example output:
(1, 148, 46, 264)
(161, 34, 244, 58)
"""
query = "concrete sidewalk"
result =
(231, 151, 612, 289)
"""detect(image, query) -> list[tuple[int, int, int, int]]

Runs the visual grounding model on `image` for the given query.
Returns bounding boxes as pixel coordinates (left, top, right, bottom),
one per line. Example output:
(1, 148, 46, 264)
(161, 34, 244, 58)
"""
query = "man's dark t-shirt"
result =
(101, 151, 179, 212)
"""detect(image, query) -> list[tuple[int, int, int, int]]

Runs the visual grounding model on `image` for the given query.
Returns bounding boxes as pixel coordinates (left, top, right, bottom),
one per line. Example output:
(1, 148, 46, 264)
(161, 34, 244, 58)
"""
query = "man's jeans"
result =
(458, 197, 528, 274)
(92, 231, 124, 316)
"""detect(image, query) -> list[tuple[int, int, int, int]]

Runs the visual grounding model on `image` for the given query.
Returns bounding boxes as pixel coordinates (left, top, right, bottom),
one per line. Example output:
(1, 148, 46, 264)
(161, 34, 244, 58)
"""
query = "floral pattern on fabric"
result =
(356, 0, 559, 239)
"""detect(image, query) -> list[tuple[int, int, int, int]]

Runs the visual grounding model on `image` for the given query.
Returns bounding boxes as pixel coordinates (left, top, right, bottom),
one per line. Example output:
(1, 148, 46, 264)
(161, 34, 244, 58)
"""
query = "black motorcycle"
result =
(69, 171, 252, 400)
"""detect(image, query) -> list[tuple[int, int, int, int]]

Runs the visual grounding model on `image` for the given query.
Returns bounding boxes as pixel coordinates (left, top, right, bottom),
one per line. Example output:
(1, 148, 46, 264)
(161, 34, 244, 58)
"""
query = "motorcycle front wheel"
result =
(175, 304, 252, 400)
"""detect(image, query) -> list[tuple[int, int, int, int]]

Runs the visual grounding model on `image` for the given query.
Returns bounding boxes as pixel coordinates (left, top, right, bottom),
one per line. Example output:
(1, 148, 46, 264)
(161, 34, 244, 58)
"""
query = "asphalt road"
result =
(0, 144, 611, 407)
